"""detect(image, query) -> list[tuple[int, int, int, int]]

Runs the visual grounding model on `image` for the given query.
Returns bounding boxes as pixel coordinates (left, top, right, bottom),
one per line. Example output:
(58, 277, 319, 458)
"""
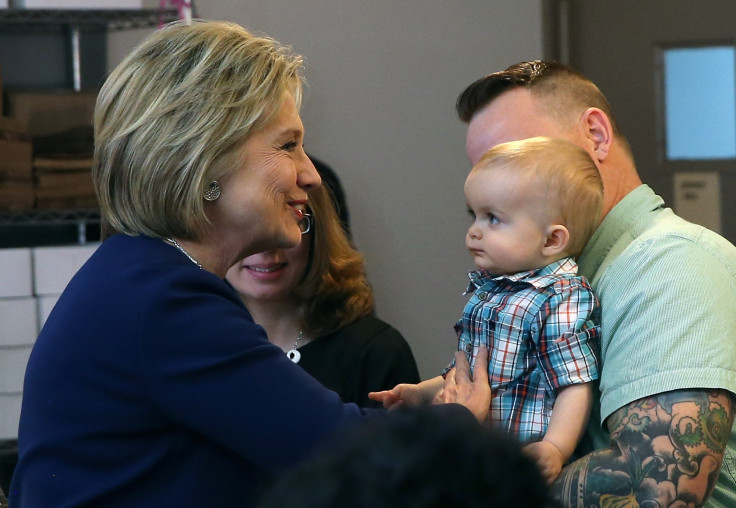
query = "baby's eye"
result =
(487, 214, 500, 225)
(467, 209, 476, 222)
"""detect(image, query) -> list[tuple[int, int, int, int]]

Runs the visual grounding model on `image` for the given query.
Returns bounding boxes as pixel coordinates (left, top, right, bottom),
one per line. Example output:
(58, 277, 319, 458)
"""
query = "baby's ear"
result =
(542, 224, 570, 258)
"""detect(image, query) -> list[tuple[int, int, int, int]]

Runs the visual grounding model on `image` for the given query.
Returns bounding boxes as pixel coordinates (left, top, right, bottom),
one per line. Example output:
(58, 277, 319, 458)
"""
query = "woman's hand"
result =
(368, 384, 425, 409)
(369, 377, 444, 409)
(433, 347, 490, 422)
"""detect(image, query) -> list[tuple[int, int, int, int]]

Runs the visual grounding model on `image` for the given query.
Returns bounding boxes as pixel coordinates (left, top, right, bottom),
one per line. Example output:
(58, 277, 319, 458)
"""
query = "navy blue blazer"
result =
(12, 235, 376, 507)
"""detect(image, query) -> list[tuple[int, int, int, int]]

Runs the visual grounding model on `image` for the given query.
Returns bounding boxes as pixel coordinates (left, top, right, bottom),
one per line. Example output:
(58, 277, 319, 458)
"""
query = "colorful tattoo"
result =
(551, 389, 735, 507)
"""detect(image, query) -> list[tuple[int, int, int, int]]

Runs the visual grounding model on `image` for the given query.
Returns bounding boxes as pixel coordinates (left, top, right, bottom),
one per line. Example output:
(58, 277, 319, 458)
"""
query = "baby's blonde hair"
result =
(474, 136, 603, 256)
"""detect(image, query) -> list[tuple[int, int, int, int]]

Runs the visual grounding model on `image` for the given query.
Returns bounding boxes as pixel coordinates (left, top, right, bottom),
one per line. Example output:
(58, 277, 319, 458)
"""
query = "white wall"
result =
(109, 1, 543, 378)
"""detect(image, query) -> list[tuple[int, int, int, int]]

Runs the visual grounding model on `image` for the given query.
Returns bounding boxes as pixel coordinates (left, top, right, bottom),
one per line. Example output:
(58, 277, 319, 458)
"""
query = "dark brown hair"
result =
(293, 183, 374, 336)
(456, 60, 625, 143)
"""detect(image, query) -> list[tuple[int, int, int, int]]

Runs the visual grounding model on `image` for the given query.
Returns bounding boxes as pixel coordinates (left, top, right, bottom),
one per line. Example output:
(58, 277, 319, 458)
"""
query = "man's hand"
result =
(434, 347, 490, 422)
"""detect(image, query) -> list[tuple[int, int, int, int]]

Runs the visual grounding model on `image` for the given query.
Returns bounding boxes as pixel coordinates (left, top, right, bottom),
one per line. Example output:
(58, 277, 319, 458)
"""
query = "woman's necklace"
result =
(286, 331, 304, 363)
(167, 238, 202, 269)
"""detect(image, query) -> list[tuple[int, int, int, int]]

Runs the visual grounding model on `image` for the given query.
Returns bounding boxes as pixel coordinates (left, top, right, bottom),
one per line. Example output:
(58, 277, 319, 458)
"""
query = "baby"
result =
(371, 136, 602, 483)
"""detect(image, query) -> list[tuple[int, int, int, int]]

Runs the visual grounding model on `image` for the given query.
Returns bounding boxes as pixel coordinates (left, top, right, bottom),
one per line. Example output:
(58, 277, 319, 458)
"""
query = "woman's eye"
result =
(281, 141, 298, 151)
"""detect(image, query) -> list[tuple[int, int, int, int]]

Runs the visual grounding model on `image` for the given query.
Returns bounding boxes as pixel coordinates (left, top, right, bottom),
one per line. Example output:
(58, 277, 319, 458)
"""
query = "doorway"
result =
(543, 0, 736, 242)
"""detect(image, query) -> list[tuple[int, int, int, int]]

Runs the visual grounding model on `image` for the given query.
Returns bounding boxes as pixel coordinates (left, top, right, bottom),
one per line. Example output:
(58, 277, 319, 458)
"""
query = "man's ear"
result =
(579, 107, 613, 162)
(542, 224, 570, 258)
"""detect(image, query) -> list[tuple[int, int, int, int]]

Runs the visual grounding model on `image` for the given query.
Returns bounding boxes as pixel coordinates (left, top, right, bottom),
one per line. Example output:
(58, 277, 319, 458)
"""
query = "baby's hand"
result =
(522, 440, 564, 485)
(368, 384, 426, 410)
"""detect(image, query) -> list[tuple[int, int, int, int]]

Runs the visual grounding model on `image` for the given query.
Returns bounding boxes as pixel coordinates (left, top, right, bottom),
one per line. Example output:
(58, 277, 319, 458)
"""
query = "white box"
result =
(0, 248, 33, 298)
(0, 297, 37, 346)
(32, 243, 99, 296)
(0, 346, 32, 393)
(12, 0, 142, 8)
(36, 294, 60, 331)
(0, 394, 23, 439)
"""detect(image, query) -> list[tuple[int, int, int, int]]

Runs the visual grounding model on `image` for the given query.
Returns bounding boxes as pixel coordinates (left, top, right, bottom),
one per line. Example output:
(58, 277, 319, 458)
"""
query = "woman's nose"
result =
(298, 154, 321, 191)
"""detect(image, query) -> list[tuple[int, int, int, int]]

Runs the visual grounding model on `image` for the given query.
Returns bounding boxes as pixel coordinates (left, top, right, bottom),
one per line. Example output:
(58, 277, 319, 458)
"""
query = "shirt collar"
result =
(466, 257, 579, 293)
(577, 184, 665, 279)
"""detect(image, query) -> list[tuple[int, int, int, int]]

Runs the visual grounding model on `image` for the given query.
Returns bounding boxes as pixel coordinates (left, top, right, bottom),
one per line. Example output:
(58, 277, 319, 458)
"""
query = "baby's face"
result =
(464, 166, 551, 275)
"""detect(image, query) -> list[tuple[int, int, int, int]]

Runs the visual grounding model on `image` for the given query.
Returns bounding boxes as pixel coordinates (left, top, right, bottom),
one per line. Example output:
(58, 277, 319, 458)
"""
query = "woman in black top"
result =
(226, 176, 420, 407)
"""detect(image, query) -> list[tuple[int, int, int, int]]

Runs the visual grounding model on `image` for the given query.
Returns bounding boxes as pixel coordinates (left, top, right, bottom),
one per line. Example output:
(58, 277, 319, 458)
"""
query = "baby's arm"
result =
(368, 375, 444, 409)
(523, 382, 592, 484)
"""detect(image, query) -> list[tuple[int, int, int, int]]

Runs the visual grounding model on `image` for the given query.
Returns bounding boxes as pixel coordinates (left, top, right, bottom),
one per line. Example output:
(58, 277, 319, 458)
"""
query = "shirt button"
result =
(476, 291, 488, 300)
(465, 343, 473, 353)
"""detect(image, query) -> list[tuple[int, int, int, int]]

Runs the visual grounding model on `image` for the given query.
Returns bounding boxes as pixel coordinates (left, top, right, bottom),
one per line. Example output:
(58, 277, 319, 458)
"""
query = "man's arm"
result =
(552, 388, 735, 507)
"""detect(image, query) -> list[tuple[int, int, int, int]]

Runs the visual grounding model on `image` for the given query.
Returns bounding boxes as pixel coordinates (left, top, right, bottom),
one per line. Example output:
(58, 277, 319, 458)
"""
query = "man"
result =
(455, 60, 736, 507)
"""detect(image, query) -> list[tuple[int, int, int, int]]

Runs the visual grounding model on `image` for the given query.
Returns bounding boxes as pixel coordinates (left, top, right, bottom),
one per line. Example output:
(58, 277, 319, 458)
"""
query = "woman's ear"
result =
(542, 224, 570, 258)
(579, 107, 613, 162)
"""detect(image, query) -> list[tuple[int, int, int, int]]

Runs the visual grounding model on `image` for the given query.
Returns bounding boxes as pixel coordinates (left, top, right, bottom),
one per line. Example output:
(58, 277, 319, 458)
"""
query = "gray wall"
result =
(109, 1, 543, 378)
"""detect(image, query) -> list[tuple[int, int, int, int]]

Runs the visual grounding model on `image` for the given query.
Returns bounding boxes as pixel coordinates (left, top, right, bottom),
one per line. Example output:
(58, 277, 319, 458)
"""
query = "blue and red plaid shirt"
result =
(446, 257, 600, 443)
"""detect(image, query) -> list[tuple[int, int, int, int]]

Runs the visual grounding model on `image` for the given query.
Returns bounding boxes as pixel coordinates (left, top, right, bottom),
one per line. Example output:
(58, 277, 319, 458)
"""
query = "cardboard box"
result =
(5, 90, 97, 138)
(32, 243, 99, 295)
(0, 249, 33, 298)
(0, 140, 33, 179)
(0, 117, 32, 180)
(0, 180, 34, 210)
(0, 346, 32, 393)
(36, 294, 59, 331)
(0, 297, 37, 346)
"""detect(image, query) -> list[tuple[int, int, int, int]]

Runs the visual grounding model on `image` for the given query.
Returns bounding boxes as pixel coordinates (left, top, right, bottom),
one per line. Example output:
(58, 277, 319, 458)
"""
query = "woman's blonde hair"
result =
(94, 20, 304, 239)
(293, 183, 374, 336)
(475, 136, 603, 257)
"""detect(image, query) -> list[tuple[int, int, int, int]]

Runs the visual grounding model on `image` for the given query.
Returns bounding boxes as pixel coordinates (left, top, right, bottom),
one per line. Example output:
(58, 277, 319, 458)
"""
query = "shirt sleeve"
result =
(534, 281, 600, 391)
(595, 231, 736, 422)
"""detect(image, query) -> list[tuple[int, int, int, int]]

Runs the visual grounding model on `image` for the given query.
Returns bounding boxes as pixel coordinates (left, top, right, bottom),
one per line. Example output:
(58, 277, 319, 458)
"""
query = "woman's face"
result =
(208, 92, 320, 261)
(226, 233, 311, 304)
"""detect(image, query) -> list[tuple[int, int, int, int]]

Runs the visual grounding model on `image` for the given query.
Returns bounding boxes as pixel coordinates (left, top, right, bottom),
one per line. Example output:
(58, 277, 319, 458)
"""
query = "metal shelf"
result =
(0, 208, 101, 247)
(0, 7, 179, 247)
(0, 8, 179, 32)
(0, 208, 100, 225)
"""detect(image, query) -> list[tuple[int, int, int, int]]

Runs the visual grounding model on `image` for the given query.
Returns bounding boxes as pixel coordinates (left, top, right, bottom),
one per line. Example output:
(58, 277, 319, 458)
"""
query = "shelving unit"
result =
(1, 8, 179, 89)
(0, 7, 179, 248)
(0, 8, 179, 30)
(0, 208, 100, 248)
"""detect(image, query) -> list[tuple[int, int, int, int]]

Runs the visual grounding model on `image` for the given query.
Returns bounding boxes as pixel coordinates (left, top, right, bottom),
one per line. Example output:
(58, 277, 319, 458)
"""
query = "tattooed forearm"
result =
(551, 389, 735, 507)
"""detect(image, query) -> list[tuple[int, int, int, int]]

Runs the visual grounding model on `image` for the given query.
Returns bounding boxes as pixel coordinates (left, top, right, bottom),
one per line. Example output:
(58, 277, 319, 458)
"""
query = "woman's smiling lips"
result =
(244, 262, 288, 280)
(288, 200, 307, 220)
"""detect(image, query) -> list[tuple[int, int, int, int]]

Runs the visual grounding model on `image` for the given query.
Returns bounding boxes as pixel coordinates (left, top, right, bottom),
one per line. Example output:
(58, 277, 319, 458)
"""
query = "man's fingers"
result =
(453, 351, 471, 382)
(472, 347, 489, 384)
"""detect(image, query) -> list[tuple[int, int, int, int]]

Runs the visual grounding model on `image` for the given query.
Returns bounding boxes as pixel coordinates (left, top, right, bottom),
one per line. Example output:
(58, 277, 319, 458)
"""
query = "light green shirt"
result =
(577, 185, 736, 507)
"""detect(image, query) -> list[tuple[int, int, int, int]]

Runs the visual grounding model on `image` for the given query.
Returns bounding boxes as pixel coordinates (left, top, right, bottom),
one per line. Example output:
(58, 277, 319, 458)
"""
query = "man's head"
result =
(457, 60, 640, 217)
(259, 405, 551, 508)
(465, 136, 603, 274)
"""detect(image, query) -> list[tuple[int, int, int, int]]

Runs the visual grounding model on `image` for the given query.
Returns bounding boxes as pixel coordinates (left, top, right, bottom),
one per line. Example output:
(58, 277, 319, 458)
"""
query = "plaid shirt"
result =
(447, 257, 600, 443)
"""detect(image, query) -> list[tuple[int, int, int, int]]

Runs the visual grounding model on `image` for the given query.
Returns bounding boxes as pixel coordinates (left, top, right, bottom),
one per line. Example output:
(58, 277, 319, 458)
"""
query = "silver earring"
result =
(203, 180, 221, 201)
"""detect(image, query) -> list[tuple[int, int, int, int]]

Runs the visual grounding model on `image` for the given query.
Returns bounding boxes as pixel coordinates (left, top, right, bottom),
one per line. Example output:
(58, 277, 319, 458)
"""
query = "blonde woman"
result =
(12, 21, 490, 507)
